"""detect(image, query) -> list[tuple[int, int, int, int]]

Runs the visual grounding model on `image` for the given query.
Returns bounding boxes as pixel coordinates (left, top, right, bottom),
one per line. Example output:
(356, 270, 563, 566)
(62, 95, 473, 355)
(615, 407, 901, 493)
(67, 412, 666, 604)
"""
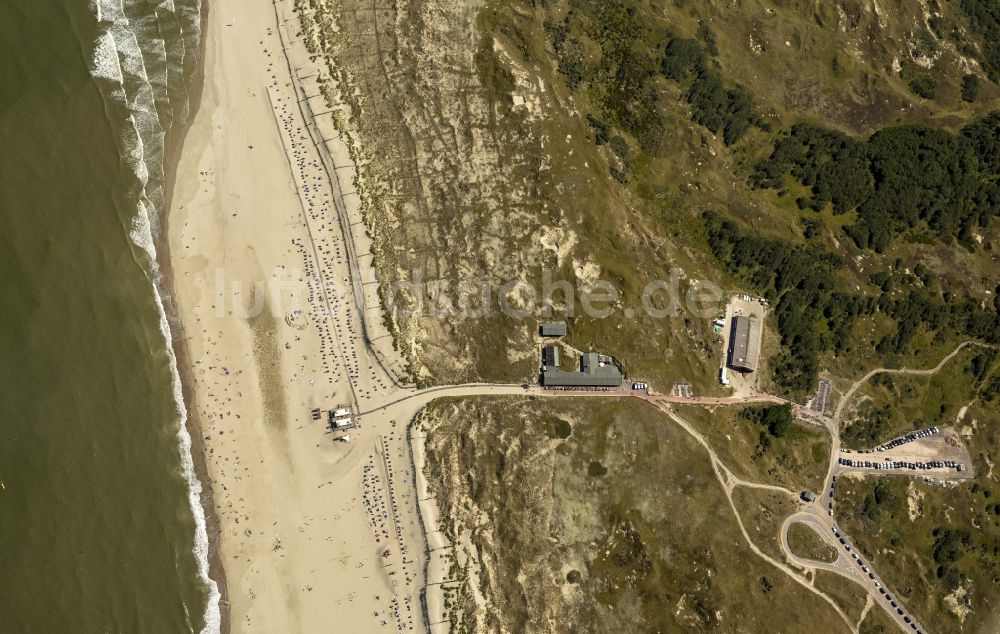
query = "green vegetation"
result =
(732, 487, 799, 564)
(873, 288, 999, 359)
(423, 397, 850, 632)
(553, 418, 572, 439)
(842, 347, 998, 448)
(410, 0, 1000, 630)
(474, 34, 515, 106)
(754, 119, 1000, 251)
(958, 0, 1000, 81)
(841, 402, 894, 449)
(814, 570, 868, 624)
(587, 460, 607, 476)
(787, 523, 837, 563)
(660, 38, 704, 82)
(854, 478, 904, 527)
(961, 73, 981, 103)
(983, 374, 1000, 402)
(908, 75, 938, 99)
(859, 602, 899, 634)
(546, 2, 767, 157)
(837, 396, 1000, 634)
(703, 210, 866, 394)
(753, 124, 872, 214)
(759, 575, 774, 593)
(677, 405, 828, 493)
(547, 1, 668, 154)
(741, 403, 794, 438)
(704, 209, 999, 394)
(661, 35, 769, 146)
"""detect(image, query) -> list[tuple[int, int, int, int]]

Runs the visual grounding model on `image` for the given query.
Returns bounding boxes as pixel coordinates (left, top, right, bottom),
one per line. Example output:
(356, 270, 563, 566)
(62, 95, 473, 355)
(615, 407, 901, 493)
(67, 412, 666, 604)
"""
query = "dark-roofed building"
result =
(727, 315, 761, 372)
(542, 345, 559, 368)
(539, 322, 567, 337)
(541, 352, 622, 388)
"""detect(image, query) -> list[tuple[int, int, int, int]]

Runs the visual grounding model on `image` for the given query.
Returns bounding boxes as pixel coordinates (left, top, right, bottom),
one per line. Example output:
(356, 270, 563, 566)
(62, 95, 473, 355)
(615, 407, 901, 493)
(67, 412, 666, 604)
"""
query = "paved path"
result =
(780, 513, 857, 577)
(340, 344, 986, 634)
(790, 342, 997, 634)
(780, 510, 927, 634)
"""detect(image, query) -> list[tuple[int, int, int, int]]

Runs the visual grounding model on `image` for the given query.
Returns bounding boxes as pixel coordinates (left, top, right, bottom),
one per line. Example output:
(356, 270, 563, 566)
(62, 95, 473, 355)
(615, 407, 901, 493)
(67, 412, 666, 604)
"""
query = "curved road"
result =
(781, 511, 927, 633)
(349, 343, 985, 634)
(797, 341, 995, 634)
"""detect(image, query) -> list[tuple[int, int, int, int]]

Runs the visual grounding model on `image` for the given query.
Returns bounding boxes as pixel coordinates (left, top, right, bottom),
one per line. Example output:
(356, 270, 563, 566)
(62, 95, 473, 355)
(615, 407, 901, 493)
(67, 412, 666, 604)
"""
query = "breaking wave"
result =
(88, 0, 220, 632)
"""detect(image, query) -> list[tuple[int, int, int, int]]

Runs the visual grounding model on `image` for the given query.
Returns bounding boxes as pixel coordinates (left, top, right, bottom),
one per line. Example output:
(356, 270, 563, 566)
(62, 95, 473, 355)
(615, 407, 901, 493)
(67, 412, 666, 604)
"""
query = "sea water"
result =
(0, 0, 218, 631)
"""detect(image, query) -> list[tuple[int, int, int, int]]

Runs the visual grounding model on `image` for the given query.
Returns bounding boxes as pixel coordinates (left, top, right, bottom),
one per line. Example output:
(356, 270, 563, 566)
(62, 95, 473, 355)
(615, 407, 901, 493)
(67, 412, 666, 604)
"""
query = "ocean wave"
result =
(88, 1, 220, 633)
(148, 223, 223, 634)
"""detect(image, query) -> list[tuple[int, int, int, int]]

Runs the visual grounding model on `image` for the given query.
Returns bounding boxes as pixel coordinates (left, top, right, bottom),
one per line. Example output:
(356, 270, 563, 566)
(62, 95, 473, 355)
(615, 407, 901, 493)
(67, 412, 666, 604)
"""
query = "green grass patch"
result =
(788, 522, 838, 563)
(676, 404, 829, 493)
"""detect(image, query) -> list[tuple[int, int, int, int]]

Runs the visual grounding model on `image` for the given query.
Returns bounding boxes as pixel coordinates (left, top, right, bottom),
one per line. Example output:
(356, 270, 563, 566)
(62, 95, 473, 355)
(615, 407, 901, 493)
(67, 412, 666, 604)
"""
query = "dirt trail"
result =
(833, 341, 992, 421)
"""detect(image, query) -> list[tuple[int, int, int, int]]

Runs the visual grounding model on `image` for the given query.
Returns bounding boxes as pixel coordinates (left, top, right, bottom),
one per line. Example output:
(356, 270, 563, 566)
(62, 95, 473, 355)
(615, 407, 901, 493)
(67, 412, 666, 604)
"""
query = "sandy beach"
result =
(166, 1, 437, 631)
(166, 1, 568, 630)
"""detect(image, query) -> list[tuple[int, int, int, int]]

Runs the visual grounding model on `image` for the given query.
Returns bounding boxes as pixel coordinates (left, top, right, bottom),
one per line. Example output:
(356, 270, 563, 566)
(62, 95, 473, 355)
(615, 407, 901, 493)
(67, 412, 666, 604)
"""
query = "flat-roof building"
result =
(539, 322, 567, 337)
(541, 351, 622, 388)
(727, 315, 761, 372)
(542, 345, 559, 368)
(329, 406, 355, 429)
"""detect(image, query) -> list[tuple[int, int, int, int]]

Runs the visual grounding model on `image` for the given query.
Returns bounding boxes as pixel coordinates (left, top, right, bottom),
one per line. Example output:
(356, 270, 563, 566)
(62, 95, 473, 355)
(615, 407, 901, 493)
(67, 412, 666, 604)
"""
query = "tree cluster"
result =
(752, 124, 872, 214)
(545, 6, 767, 158)
(754, 117, 1000, 251)
(661, 37, 768, 145)
(740, 403, 793, 438)
(959, 0, 1000, 82)
(932, 527, 972, 590)
(858, 479, 902, 525)
(703, 210, 866, 394)
(875, 288, 1000, 356)
(842, 404, 893, 448)
(702, 211, 1000, 394)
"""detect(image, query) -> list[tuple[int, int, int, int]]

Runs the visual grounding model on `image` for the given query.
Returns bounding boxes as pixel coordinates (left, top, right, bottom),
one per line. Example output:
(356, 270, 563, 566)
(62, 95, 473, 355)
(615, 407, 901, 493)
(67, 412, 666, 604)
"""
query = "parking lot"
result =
(839, 426, 974, 480)
(810, 378, 831, 414)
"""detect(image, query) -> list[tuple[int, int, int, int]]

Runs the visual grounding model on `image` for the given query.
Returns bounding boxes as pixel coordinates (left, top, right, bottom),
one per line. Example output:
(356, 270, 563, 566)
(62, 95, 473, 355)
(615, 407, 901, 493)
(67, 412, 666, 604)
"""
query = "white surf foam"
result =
(142, 206, 223, 634)
(88, 1, 221, 633)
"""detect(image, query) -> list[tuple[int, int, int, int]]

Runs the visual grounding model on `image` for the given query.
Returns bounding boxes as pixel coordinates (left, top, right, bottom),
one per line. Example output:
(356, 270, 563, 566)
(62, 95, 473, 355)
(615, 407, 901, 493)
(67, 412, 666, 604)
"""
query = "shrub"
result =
(962, 73, 981, 103)
(909, 76, 938, 99)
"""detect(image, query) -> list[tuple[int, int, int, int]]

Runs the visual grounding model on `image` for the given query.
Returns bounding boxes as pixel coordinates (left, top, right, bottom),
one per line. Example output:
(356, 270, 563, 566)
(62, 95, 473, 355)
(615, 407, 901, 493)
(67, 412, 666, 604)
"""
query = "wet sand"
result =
(158, 0, 231, 629)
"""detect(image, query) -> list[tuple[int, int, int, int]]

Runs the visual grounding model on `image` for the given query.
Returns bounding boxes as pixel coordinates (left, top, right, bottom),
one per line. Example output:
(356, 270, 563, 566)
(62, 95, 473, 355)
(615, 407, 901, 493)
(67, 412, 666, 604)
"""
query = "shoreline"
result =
(160, 0, 429, 630)
(157, 0, 497, 630)
(155, 0, 231, 632)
